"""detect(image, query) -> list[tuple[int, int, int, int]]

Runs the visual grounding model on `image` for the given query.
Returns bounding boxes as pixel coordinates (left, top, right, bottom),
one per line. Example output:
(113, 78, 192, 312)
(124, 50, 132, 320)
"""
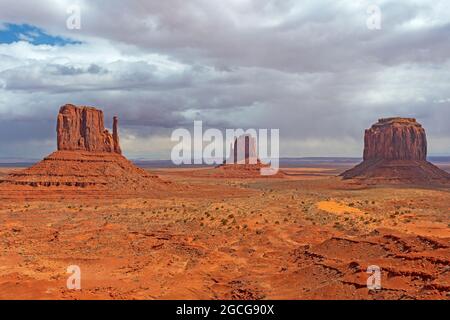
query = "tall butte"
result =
(341, 117, 450, 184)
(56, 104, 121, 153)
(1, 104, 164, 192)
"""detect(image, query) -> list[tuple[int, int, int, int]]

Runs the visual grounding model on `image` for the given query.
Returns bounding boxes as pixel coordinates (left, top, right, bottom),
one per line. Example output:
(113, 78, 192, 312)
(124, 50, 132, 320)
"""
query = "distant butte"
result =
(217, 135, 284, 178)
(341, 117, 450, 184)
(226, 135, 260, 165)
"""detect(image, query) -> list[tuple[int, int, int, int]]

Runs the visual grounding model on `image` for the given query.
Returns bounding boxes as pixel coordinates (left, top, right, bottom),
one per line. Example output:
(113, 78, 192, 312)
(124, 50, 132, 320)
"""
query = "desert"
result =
(1, 2, 449, 303)
(0, 162, 449, 299)
(0, 106, 448, 300)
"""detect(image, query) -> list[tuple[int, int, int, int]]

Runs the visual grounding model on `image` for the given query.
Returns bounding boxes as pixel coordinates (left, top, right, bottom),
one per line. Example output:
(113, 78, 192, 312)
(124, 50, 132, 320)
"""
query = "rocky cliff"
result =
(363, 118, 426, 161)
(57, 104, 121, 154)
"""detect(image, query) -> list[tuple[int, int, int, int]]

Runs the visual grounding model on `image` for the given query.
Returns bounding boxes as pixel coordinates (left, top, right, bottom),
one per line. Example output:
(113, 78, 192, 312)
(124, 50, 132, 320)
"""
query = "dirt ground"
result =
(0, 165, 449, 300)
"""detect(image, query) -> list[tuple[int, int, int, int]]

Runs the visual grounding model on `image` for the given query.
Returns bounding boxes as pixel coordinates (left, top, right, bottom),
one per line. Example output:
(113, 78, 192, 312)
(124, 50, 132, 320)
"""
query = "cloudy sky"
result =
(0, 0, 449, 160)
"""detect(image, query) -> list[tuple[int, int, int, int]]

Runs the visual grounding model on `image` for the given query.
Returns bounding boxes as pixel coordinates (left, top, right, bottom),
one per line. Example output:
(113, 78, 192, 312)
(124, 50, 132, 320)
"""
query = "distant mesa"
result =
(341, 117, 450, 184)
(0, 104, 165, 191)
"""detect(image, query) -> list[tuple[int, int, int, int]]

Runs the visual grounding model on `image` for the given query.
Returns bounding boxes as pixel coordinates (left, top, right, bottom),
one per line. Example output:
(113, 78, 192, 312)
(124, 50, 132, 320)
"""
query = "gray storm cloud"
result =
(0, 0, 449, 159)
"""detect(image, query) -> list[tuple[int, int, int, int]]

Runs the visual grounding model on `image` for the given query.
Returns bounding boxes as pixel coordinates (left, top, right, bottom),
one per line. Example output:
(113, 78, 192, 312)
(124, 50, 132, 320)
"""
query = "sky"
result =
(0, 0, 449, 160)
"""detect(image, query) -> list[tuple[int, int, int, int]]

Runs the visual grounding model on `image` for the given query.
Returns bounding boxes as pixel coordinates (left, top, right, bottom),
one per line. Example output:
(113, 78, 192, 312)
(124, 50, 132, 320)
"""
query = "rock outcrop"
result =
(57, 104, 121, 154)
(1, 104, 166, 192)
(216, 135, 283, 178)
(113, 116, 121, 154)
(363, 118, 426, 161)
(341, 117, 450, 184)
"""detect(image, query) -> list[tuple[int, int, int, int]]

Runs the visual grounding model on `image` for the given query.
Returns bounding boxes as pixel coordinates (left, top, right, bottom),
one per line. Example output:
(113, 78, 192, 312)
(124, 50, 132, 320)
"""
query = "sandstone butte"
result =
(226, 134, 260, 165)
(341, 117, 450, 184)
(0, 104, 166, 192)
(217, 135, 284, 178)
(57, 104, 122, 154)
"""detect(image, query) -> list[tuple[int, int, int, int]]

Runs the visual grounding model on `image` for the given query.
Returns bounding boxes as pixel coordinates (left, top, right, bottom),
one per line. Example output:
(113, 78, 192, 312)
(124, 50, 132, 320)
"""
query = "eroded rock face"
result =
(57, 104, 121, 154)
(363, 118, 427, 161)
